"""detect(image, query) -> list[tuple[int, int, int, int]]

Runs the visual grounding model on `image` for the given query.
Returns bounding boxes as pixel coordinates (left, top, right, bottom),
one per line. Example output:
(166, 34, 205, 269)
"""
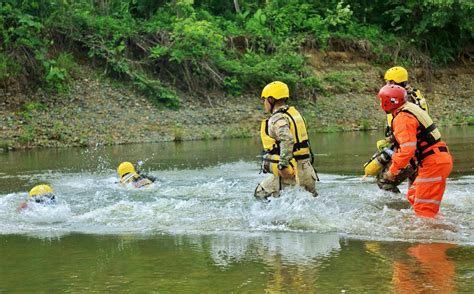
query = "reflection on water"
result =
(392, 243, 456, 293)
(209, 232, 341, 267)
(0, 233, 472, 292)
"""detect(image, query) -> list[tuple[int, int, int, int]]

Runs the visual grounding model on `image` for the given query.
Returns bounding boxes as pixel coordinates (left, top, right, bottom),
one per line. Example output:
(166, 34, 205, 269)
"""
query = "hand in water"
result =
(384, 170, 395, 181)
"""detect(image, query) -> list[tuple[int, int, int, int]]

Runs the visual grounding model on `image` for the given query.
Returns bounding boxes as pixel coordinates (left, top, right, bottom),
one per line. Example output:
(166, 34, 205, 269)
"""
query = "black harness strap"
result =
(424, 123, 437, 134)
(394, 109, 440, 154)
(417, 146, 448, 162)
(294, 154, 311, 160)
(417, 123, 440, 153)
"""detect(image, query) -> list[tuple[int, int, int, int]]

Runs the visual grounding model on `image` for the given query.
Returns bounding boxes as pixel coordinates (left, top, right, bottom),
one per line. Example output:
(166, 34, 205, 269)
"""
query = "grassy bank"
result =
(1, 52, 473, 151)
(1, 1, 473, 151)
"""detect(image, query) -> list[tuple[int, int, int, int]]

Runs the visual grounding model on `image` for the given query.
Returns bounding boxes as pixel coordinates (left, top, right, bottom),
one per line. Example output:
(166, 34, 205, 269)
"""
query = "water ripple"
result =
(0, 161, 472, 244)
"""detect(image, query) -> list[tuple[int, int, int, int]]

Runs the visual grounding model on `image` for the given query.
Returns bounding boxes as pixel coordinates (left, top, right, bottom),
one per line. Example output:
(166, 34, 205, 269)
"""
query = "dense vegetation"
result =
(1, 0, 473, 108)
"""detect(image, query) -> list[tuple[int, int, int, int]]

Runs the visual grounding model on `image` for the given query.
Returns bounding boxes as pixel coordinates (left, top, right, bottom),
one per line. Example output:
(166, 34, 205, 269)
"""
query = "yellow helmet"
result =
(117, 162, 138, 183)
(28, 184, 53, 198)
(261, 81, 290, 100)
(384, 66, 408, 84)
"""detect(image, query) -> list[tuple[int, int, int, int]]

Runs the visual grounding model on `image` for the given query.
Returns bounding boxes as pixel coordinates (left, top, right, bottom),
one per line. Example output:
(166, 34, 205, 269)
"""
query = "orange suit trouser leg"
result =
(408, 151, 453, 217)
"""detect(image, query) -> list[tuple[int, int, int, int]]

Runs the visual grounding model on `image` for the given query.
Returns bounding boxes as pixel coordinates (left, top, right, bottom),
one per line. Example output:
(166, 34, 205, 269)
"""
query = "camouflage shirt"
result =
(267, 105, 294, 167)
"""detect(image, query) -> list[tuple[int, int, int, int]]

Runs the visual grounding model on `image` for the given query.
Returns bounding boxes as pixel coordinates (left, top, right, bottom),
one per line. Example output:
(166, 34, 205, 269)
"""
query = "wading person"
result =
(254, 81, 317, 200)
(378, 84, 452, 217)
(18, 184, 56, 210)
(366, 66, 430, 193)
(117, 161, 156, 189)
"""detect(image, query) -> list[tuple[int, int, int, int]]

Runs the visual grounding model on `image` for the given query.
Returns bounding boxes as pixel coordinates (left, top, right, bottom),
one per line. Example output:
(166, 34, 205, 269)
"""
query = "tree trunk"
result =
(233, 0, 241, 13)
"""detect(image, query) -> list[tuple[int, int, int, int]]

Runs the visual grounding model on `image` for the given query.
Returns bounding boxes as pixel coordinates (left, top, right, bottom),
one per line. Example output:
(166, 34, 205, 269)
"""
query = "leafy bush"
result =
(20, 102, 45, 121)
(323, 70, 367, 94)
(19, 126, 36, 144)
(1, 0, 472, 107)
(0, 52, 21, 80)
(467, 116, 474, 126)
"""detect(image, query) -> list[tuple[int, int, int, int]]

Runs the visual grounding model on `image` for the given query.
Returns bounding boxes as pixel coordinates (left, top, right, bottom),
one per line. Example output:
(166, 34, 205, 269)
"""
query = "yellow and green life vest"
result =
(260, 106, 312, 160)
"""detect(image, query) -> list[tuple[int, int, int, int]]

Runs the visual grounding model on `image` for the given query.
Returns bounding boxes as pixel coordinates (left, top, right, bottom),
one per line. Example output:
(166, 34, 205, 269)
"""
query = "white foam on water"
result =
(0, 161, 472, 244)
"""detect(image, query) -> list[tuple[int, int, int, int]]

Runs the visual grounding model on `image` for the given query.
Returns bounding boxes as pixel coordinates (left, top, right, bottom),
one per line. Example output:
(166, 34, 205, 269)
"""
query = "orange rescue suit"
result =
(389, 104, 453, 217)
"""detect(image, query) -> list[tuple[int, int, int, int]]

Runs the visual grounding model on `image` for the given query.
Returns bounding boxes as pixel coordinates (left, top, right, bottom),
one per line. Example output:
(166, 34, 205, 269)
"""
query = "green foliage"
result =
(56, 53, 80, 78)
(359, 119, 371, 131)
(50, 1, 180, 107)
(133, 74, 180, 108)
(0, 139, 13, 151)
(19, 126, 36, 144)
(201, 129, 217, 140)
(467, 116, 474, 126)
(319, 125, 344, 133)
(78, 134, 88, 147)
(346, 0, 474, 63)
(0, 52, 21, 79)
(47, 121, 66, 141)
(323, 71, 350, 93)
(223, 76, 241, 96)
(173, 124, 184, 142)
(323, 70, 366, 94)
(20, 102, 45, 121)
(224, 126, 253, 138)
(170, 17, 225, 63)
(149, 45, 168, 59)
(1, 0, 472, 107)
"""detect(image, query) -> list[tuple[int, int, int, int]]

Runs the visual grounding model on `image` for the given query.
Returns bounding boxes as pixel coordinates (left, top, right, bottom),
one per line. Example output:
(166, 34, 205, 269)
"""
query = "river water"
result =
(0, 127, 473, 292)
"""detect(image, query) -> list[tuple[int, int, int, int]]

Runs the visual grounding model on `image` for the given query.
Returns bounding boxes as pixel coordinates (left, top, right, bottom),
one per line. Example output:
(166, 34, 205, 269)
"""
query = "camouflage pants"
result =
(376, 161, 417, 193)
(254, 160, 317, 199)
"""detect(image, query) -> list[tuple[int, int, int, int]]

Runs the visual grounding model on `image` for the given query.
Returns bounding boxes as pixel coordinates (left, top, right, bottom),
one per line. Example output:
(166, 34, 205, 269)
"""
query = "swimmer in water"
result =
(18, 184, 56, 210)
(117, 161, 156, 188)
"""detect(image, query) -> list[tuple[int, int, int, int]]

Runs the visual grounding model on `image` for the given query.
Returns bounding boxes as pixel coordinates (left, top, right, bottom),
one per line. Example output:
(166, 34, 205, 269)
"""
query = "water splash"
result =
(0, 162, 472, 244)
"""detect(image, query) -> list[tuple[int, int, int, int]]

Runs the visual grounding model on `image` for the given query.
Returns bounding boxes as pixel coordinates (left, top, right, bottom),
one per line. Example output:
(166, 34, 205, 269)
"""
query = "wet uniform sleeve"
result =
(144, 174, 157, 182)
(389, 112, 418, 175)
(271, 115, 294, 167)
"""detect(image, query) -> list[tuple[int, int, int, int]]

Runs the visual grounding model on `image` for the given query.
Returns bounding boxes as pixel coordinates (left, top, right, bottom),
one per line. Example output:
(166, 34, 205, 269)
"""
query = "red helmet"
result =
(378, 84, 407, 112)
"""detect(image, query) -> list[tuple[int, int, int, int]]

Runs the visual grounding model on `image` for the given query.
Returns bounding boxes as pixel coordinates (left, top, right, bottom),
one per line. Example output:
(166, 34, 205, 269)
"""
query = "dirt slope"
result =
(0, 52, 473, 150)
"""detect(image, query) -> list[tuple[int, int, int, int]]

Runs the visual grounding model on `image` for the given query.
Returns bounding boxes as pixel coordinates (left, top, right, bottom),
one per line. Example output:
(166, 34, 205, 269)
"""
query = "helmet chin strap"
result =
(268, 98, 276, 113)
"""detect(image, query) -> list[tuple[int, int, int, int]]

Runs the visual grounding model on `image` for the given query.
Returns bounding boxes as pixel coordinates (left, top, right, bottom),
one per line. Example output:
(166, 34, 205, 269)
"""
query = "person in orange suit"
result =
(378, 84, 453, 217)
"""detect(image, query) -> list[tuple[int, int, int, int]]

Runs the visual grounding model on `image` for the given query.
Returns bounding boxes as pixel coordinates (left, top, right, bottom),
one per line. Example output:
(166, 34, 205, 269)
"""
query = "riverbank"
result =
(1, 53, 473, 151)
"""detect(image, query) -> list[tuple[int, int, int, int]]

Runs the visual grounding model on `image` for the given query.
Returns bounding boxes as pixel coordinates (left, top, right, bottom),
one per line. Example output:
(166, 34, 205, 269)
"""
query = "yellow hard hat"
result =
(28, 184, 53, 198)
(261, 81, 290, 100)
(117, 162, 137, 179)
(384, 66, 408, 84)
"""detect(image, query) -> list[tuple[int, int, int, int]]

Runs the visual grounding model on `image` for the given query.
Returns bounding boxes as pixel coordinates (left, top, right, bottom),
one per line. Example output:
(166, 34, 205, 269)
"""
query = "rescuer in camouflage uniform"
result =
(254, 81, 317, 199)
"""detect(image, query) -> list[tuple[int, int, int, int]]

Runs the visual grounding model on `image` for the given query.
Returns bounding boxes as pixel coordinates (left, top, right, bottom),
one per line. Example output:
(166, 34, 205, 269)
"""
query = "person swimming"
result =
(117, 161, 156, 188)
(18, 184, 56, 210)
